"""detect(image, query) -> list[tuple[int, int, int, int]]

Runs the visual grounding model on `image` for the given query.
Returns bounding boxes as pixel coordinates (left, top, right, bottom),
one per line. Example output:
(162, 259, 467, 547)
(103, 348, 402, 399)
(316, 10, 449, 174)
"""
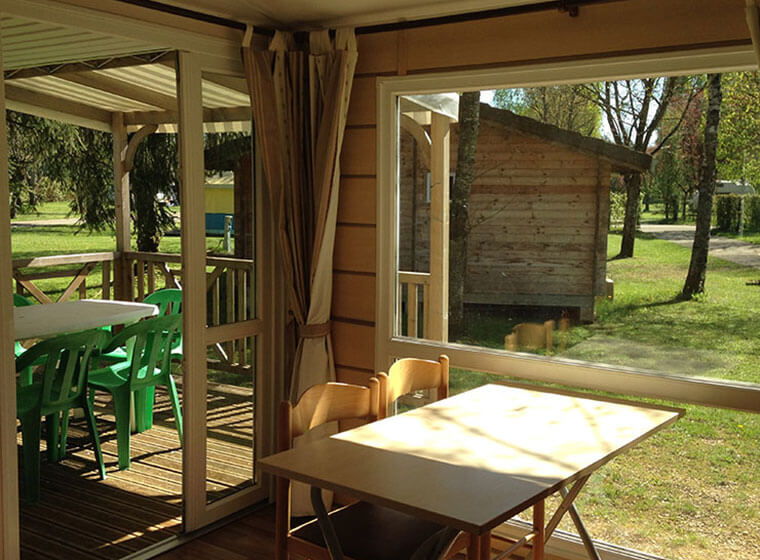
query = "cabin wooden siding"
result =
(399, 119, 612, 315)
(332, 0, 751, 384)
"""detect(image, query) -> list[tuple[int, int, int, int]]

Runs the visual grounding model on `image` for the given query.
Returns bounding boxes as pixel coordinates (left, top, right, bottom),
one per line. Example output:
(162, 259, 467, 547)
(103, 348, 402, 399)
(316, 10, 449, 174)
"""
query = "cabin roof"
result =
(479, 103, 653, 173)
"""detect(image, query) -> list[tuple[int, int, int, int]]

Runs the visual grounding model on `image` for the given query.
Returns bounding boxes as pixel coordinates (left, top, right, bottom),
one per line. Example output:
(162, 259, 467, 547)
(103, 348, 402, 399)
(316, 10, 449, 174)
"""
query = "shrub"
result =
(744, 196, 760, 232)
(714, 194, 760, 233)
(714, 195, 742, 232)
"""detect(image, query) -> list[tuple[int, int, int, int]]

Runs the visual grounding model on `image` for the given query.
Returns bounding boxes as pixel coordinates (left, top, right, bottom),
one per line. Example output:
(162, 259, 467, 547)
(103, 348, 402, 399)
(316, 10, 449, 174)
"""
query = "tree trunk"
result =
(448, 91, 480, 341)
(683, 73, 722, 298)
(618, 173, 641, 258)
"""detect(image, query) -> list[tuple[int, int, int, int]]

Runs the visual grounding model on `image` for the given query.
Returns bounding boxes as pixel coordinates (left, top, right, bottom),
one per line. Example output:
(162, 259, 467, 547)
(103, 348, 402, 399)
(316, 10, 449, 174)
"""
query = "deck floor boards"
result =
(18, 385, 254, 560)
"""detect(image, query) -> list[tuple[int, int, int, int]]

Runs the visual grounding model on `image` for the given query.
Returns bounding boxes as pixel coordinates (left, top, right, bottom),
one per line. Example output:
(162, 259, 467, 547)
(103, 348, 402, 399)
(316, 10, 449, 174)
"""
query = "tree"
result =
(449, 91, 480, 340)
(583, 78, 701, 258)
(131, 134, 178, 252)
(6, 111, 77, 218)
(493, 85, 601, 136)
(683, 74, 722, 298)
(718, 72, 760, 186)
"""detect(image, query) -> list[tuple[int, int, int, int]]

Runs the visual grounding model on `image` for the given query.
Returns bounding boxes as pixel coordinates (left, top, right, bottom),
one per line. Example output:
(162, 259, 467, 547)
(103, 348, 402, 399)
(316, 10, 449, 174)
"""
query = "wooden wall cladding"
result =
(346, 76, 377, 127)
(332, 320, 375, 371)
(338, 177, 376, 225)
(340, 127, 376, 176)
(334, 225, 376, 273)
(332, 272, 375, 323)
(404, 0, 748, 72)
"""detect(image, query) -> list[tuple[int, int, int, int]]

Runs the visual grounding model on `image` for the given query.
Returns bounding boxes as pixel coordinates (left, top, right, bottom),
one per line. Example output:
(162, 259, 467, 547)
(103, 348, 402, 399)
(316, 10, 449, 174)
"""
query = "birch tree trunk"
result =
(683, 73, 722, 297)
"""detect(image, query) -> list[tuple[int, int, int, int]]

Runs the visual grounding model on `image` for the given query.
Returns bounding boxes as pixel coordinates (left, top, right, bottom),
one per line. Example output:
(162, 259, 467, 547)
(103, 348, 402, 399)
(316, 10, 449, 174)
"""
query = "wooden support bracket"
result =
(124, 124, 158, 172)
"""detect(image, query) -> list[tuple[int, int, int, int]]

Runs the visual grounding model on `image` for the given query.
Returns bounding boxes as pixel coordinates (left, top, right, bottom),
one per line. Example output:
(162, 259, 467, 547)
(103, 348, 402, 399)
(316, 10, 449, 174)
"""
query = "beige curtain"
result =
(242, 28, 357, 401)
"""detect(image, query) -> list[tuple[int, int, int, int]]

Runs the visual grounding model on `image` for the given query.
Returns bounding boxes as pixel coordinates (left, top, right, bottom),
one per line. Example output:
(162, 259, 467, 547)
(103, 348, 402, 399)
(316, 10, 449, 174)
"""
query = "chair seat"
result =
(89, 364, 159, 389)
(291, 501, 454, 560)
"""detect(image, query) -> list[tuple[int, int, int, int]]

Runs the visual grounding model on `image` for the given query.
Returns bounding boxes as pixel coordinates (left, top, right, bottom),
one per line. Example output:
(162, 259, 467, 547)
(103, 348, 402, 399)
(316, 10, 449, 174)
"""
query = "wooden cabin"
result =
(399, 103, 651, 320)
(1, 2, 759, 560)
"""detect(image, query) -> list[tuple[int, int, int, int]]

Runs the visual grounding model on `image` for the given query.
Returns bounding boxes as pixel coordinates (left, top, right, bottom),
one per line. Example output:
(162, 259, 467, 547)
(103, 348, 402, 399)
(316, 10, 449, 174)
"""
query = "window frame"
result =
(375, 44, 760, 413)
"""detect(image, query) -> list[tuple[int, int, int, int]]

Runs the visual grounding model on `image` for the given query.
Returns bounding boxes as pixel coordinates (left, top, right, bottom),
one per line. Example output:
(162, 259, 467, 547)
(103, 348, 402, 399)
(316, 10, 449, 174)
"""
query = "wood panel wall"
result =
(332, 0, 751, 384)
(398, 119, 609, 317)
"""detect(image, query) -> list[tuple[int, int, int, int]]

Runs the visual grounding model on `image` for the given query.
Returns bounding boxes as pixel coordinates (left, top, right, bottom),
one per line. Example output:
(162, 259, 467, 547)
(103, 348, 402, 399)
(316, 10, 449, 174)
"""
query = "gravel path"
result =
(640, 223, 760, 269)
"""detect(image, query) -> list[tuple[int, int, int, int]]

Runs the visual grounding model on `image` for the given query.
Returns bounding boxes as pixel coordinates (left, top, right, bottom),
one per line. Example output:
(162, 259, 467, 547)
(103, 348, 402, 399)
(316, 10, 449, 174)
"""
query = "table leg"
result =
(310, 486, 344, 560)
(533, 500, 545, 560)
(469, 532, 489, 560)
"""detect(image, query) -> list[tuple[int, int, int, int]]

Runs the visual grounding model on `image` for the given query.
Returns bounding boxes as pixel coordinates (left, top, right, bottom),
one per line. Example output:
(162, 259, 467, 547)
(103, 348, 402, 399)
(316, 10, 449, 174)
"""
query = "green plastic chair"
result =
(88, 314, 183, 470)
(99, 289, 183, 431)
(16, 329, 108, 503)
(13, 293, 35, 386)
(146, 288, 183, 361)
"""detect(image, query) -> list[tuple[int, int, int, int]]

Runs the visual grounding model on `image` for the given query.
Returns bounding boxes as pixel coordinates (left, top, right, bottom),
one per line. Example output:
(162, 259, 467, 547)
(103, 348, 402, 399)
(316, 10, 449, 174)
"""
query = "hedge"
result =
(714, 194, 760, 233)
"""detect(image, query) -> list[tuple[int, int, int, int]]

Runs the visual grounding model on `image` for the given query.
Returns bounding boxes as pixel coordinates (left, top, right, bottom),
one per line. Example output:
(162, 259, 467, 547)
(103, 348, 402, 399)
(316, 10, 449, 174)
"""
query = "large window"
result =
(376, 51, 760, 560)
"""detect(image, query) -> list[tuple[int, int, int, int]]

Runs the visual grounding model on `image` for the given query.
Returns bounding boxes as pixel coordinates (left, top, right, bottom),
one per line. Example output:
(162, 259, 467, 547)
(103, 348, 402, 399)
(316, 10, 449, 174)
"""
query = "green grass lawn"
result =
(450, 233, 760, 559)
(11, 200, 73, 221)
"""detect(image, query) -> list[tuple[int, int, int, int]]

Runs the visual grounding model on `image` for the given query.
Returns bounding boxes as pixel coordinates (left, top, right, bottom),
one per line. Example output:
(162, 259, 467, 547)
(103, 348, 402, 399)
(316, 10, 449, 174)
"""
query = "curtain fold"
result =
(242, 28, 357, 403)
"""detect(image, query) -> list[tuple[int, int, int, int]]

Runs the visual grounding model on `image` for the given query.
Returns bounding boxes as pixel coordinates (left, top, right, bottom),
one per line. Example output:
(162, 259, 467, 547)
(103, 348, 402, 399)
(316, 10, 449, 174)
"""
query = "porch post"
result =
(176, 50, 207, 531)
(428, 112, 450, 342)
(112, 112, 132, 301)
(0, 21, 21, 559)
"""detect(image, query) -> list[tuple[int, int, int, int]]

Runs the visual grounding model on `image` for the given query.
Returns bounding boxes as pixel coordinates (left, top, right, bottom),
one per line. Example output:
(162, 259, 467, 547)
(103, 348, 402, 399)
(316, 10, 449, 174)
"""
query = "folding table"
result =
(259, 382, 683, 560)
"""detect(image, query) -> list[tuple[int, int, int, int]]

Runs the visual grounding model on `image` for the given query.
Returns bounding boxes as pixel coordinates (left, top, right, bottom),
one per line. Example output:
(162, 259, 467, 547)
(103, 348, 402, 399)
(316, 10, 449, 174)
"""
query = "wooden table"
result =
(14, 299, 157, 340)
(259, 382, 683, 560)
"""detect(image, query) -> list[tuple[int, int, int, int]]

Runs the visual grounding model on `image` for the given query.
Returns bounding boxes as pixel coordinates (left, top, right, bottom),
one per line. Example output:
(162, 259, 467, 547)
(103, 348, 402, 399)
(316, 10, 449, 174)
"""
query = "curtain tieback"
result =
(299, 321, 332, 338)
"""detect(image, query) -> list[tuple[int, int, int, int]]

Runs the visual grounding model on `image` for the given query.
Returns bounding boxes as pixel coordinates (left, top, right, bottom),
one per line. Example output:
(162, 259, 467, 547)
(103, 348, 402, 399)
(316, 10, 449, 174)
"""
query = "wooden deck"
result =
(18, 383, 254, 560)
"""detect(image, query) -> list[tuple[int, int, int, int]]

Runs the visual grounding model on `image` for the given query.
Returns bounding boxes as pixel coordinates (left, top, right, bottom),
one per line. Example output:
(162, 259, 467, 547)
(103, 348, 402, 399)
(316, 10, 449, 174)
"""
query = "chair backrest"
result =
(504, 320, 555, 353)
(278, 380, 380, 452)
(16, 329, 108, 414)
(275, 380, 379, 559)
(376, 355, 449, 419)
(144, 288, 182, 316)
(13, 293, 33, 307)
(102, 314, 181, 390)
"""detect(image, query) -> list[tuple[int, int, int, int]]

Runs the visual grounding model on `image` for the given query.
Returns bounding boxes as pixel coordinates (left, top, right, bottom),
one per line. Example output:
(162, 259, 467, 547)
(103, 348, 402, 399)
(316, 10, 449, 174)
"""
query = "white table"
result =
(259, 382, 683, 560)
(14, 299, 157, 340)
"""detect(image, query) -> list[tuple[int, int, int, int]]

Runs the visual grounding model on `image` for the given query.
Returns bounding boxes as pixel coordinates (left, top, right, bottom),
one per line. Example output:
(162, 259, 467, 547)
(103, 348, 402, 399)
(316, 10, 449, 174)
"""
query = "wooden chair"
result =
(376, 355, 449, 419)
(504, 320, 555, 354)
(276, 380, 465, 560)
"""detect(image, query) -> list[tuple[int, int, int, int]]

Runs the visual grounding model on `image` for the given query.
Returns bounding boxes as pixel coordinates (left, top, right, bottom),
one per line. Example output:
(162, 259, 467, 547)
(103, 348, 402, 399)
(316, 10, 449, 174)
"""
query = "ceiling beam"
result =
(4, 51, 175, 80)
(160, 58, 248, 92)
(123, 105, 251, 125)
(57, 72, 177, 111)
(5, 83, 112, 131)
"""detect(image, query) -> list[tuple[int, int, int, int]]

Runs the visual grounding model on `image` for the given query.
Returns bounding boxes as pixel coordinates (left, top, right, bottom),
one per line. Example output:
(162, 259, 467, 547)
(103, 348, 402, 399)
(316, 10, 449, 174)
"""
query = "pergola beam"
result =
(57, 72, 177, 111)
(1, 0, 243, 73)
(3, 51, 175, 80)
(124, 105, 251, 125)
(5, 83, 111, 131)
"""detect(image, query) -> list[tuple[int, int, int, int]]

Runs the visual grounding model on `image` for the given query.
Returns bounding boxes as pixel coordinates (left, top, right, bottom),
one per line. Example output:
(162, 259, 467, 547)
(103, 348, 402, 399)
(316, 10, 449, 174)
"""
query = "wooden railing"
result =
(123, 251, 256, 376)
(398, 271, 430, 339)
(12, 252, 117, 303)
(13, 251, 257, 378)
